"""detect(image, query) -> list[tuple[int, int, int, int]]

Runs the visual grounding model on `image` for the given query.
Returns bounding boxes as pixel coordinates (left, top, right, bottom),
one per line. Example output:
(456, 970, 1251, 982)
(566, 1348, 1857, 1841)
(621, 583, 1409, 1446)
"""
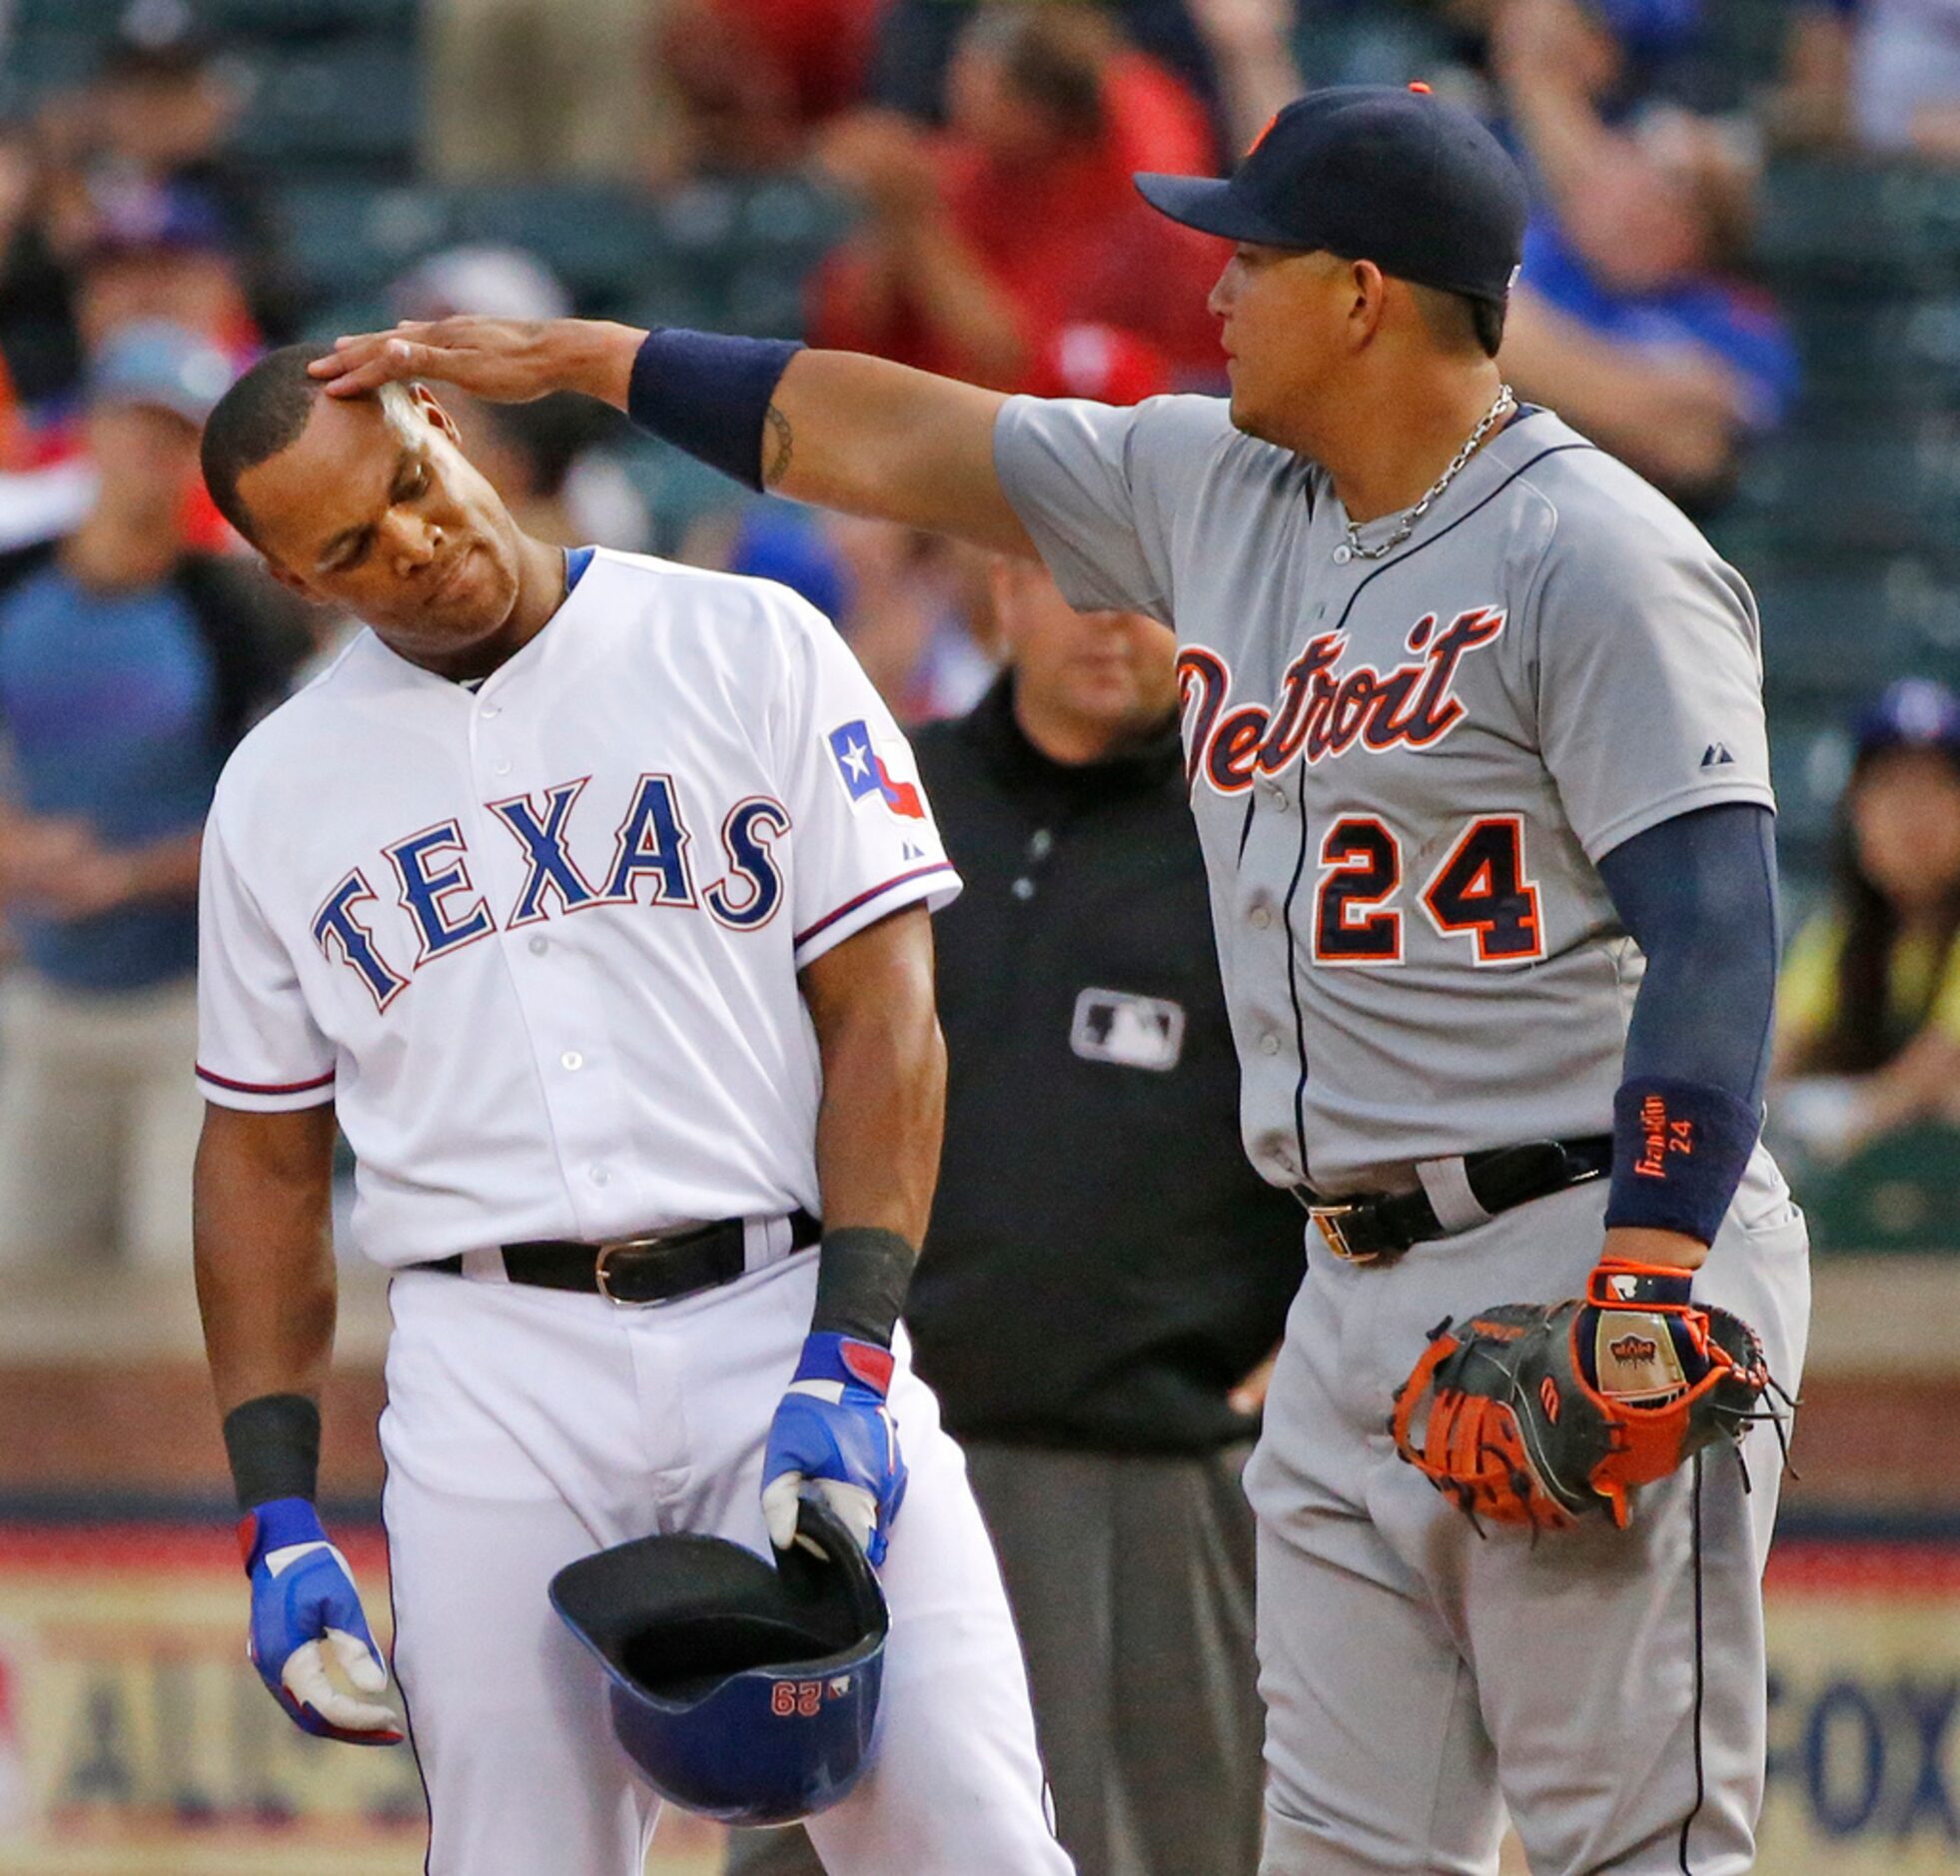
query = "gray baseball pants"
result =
(1250, 1146, 1810, 1876)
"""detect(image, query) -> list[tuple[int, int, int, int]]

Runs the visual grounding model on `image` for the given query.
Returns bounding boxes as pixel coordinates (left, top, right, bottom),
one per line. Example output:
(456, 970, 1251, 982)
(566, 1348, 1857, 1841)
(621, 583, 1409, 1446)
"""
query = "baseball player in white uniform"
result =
(315, 84, 1811, 1876)
(191, 347, 1071, 1875)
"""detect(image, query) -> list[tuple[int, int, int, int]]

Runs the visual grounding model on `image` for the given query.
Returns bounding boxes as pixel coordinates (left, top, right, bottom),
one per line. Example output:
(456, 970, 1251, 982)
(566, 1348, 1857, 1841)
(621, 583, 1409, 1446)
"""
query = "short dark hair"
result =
(1409, 281, 1507, 361)
(199, 343, 337, 546)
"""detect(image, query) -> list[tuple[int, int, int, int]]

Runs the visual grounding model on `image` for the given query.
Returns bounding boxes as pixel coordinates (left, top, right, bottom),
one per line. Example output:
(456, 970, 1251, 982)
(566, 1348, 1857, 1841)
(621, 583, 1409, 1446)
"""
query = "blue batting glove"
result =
(762, 1333, 907, 1565)
(240, 1496, 404, 1746)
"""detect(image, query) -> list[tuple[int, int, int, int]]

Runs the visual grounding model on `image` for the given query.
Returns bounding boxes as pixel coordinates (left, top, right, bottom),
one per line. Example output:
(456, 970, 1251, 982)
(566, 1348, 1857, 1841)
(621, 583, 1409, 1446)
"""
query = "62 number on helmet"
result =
(771, 1679, 830, 1718)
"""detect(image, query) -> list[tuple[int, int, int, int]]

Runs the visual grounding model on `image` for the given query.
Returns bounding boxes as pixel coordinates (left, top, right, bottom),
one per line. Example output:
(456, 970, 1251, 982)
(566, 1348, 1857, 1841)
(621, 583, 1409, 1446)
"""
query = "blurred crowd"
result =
(0, 0, 1953, 1271)
(1772, 677, 1960, 1163)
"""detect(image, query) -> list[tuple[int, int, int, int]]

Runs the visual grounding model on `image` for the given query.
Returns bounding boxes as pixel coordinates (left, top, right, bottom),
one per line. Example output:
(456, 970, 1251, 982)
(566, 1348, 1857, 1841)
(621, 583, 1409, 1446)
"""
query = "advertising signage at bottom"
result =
(0, 1521, 1951, 1873)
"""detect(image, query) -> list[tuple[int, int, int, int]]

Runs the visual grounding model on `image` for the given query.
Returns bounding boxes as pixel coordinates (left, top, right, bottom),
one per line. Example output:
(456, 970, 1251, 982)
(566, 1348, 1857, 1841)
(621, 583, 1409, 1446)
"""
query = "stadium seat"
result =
(1797, 1124, 1960, 1254)
(296, 295, 393, 350)
(1290, 8, 1460, 94)
(10, 0, 124, 29)
(1765, 697, 1855, 861)
(448, 186, 660, 307)
(278, 182, 459, 301)
(198, 0, 419, 37)
(232, 38, 420, 171)
(620, 277, 736, 341)
(608, 179, 848, 335)
(1783, 290, 1960, 420)
(1756, 162, 1960, 287)
(1754, 564, 1960, 695)
(620, 440, 760, 557)
(2, 27, 107, 99)
(1731, 434, 1960, 557)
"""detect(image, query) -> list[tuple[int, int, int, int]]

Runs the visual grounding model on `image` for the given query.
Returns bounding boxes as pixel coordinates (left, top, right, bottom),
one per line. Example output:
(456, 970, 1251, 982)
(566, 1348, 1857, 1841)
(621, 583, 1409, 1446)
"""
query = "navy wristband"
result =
(811, 1226, 916, 1349)
(626, 329, 803, 492)
(1603, 1078, 1761, 1245)
(222, 1392, 321, 1511)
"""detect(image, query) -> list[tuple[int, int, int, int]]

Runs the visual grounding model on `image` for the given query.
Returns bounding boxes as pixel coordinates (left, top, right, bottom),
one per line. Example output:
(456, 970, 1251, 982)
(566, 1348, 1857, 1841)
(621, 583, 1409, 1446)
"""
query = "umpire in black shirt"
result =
(728, 556, 1304, 1876)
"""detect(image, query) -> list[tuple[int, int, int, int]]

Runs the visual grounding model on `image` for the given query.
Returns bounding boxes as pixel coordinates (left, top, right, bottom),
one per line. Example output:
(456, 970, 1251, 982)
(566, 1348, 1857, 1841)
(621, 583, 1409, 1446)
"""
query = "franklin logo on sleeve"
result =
(828, 721, 926, 819)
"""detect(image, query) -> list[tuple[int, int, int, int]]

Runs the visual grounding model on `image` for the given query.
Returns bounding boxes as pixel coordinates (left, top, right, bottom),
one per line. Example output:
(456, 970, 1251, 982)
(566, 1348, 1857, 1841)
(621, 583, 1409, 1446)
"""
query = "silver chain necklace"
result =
(1333, 384, 1516, 565)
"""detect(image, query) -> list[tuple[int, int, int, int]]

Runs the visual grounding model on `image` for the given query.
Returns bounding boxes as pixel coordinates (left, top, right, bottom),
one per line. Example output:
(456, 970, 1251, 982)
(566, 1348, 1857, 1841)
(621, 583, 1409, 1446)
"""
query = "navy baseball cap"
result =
(1135, 85, 1529, 307)
(1855, 678, 1960, 761)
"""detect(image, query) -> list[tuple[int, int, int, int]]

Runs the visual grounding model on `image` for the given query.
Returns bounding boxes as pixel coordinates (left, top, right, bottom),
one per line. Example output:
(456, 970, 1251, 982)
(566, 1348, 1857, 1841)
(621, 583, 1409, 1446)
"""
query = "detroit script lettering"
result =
(1177, 606, 1506, 796)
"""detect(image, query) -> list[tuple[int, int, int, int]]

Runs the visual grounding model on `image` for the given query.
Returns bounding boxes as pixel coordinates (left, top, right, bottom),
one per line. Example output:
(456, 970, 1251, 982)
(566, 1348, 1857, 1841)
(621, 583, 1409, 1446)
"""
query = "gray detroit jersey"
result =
(994, 397, 1775, 1195)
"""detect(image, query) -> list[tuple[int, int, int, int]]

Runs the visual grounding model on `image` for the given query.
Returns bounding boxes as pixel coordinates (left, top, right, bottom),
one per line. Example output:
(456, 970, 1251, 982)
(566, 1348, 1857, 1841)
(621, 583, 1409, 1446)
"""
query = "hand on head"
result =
(310, 317, 640, 412)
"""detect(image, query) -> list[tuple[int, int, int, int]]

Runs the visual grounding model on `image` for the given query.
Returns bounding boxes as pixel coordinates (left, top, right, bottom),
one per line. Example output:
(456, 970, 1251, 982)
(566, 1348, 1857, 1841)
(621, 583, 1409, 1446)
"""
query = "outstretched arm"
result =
(312, 319, 1035, 555)
(768, 350, 1029, 550)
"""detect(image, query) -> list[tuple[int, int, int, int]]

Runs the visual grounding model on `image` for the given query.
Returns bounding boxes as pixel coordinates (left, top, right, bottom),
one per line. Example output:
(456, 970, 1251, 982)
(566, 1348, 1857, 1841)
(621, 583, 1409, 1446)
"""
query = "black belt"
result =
(418, 1209, 821, 1305)
(1297, 1137, 1611, 1265)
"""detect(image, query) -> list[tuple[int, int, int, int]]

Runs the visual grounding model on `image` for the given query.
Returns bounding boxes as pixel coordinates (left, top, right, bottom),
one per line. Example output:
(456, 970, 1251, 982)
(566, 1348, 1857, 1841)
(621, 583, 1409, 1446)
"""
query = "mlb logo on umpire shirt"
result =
(1070, 988, 1186, 1072)
(828, 720, 926, 819)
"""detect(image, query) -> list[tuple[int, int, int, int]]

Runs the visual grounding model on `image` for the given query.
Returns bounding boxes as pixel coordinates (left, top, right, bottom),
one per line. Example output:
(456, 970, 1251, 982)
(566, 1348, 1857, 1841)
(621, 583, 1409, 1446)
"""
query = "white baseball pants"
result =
(379, 1253, 1072, 1875)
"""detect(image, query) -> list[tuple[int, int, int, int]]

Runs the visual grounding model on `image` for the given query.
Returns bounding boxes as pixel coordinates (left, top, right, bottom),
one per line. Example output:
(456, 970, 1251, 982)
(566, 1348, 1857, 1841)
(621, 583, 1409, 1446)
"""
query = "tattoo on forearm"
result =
(762, 405, 793, 488)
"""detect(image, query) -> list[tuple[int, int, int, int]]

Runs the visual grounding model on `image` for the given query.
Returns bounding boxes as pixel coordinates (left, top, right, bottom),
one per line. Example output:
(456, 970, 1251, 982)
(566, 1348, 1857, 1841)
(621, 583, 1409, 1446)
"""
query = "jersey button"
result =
(1028, 829, 1053, 861)
(588, 1165, 609, 1187)
(560, 1050, 584, 1071)
(492, 759, 512, 776)
(480, 703, 501, 719)
(1259, 1033, 1282, 1057)
(1011, 877, 1036, 901)
(528, 935, 548, 955)
(1250, 906, 1273, 931)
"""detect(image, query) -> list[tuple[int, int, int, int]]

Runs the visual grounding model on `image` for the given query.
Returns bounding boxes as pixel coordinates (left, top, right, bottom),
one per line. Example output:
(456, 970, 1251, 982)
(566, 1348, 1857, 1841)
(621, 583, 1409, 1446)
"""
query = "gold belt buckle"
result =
(591, 1225, 700, 1307)
(1309, 1203, 1376, 1265)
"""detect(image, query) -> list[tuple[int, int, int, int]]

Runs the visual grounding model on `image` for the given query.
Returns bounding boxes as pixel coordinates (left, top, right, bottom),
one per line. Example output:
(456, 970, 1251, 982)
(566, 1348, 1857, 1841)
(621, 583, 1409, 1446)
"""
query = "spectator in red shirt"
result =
(809, 6, 1224, 390)
(646, 0, 884, 186)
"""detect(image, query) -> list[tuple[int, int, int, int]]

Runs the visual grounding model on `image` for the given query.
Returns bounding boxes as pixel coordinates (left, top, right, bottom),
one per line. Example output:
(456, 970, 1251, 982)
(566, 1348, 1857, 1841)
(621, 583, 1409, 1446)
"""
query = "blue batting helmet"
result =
(548, 1493, 888, 1826)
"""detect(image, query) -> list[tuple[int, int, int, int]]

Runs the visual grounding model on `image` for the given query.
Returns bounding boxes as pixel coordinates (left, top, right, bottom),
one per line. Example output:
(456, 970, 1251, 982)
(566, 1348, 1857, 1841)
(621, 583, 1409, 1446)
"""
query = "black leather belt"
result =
(418, 1209, 821, 1305)
(1297, 1137, 1611, 1265)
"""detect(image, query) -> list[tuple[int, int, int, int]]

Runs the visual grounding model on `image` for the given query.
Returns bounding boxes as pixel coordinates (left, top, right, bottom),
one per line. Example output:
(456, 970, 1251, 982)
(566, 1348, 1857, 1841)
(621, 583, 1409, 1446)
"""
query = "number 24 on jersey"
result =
(1314, 814, 1543, 967)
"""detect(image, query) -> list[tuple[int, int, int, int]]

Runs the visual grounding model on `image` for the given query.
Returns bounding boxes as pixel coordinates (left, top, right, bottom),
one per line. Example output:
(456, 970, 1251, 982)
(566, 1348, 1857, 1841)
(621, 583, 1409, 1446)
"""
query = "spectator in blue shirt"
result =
(0, 322, 304, 1271)
(1486, 0, 1798, 506)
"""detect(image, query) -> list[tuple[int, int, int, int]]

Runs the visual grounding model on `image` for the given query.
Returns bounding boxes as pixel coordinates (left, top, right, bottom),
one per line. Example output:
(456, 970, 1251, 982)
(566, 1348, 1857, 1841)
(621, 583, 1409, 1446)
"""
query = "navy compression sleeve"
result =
(1594, 802, 1779, 1240)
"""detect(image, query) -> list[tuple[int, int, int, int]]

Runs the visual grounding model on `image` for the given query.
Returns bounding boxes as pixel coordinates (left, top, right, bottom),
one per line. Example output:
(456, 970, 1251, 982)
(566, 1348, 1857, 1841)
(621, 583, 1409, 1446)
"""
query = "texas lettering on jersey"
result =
(1177, 604, 1506, 797)
(312, 772, 789, 1011)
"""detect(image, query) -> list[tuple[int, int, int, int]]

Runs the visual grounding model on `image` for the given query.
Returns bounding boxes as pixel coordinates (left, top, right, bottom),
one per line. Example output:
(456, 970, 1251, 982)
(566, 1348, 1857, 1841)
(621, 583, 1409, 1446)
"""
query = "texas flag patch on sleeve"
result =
(828, 720, 926, 819)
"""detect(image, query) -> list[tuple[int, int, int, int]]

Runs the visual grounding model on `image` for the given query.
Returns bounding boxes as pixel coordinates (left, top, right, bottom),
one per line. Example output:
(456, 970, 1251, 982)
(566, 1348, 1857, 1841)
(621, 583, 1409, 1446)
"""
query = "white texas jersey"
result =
(196, 547, 959, 1266)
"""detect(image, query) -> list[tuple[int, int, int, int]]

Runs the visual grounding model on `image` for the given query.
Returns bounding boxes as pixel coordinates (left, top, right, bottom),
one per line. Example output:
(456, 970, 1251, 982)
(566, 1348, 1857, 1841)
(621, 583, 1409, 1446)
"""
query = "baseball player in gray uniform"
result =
(317, 84, 1808, 1876)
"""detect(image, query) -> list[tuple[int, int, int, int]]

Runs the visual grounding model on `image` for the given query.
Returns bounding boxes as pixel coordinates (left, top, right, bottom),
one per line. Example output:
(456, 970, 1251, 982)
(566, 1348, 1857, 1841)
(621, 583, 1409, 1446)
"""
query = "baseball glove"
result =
(1390, 1257, 1787, 1531)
